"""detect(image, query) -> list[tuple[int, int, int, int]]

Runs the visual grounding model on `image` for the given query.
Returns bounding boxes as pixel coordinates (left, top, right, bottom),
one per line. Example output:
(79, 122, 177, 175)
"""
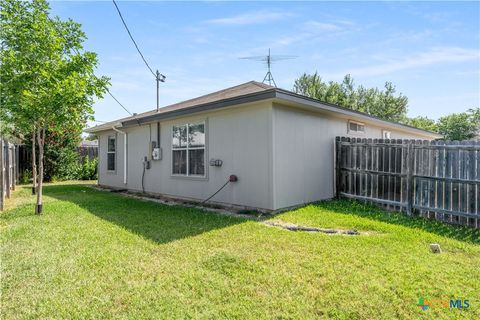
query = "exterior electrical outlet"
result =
(209, 159, 223, 167)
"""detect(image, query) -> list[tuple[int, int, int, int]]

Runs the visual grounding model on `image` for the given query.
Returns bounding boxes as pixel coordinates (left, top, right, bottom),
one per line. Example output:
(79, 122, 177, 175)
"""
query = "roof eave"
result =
(121, 89, 277, 127)
(85, 87, 441, 139)
(83, 121, 124, 134)
(274, 90, 443, 139)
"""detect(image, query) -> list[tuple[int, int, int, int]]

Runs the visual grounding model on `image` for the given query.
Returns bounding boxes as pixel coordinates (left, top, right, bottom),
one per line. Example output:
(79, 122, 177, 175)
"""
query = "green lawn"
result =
(1, 182, 479, 319)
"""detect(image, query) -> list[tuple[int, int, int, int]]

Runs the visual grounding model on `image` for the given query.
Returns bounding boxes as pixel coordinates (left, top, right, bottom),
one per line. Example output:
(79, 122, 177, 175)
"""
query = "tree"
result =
(437, 108, 480, 141)
(44, 125, 82, 181)
(403, 116, 438, 133)
(84, 133, 97, 141)
(293, 72, 408, 122)
(0, 0, 109, 214)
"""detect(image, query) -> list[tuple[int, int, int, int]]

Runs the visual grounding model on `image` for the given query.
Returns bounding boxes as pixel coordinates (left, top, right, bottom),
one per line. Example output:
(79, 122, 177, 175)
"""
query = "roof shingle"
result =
(87, 81, 272, 132)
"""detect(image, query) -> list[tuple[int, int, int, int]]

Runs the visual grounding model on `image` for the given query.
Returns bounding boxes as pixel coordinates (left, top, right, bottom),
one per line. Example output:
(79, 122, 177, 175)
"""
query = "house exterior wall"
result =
(97, 100, 436, 211)
(271, 103, 434, 210)
(97, 102, 274, 210)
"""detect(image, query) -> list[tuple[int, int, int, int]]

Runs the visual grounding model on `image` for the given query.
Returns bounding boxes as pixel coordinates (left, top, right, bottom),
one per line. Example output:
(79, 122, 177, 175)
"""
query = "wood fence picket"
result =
(335, 137, 480, 228)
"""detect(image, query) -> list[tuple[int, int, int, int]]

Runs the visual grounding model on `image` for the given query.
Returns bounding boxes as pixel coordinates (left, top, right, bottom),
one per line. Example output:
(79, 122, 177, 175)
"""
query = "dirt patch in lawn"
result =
(263, 220, 364, 235)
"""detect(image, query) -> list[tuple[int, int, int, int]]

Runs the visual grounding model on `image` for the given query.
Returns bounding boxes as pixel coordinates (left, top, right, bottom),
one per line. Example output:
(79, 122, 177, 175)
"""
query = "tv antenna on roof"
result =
(240, 48, 296, 87)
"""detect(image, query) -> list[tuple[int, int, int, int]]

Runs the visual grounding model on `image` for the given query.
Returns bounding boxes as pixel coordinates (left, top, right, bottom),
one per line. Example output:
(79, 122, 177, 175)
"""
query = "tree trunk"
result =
(31, 127, 37, 195)
(35, 127, 44, 215)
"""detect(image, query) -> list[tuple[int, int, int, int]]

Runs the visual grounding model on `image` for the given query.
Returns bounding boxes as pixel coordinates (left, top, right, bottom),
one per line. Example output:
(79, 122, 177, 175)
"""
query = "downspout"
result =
(112, 126, 127, 185)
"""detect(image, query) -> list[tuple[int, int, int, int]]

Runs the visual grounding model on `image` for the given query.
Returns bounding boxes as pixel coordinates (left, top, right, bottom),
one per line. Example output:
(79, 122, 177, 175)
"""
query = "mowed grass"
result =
(1, 182, 479, 319)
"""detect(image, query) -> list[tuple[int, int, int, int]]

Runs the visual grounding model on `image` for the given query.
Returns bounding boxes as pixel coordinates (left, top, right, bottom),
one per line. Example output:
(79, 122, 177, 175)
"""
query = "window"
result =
(382, 130, 391, 139)
(107, 135, 116, 171)
(172, 122, 205, 176)
(348, 120, 365, 134)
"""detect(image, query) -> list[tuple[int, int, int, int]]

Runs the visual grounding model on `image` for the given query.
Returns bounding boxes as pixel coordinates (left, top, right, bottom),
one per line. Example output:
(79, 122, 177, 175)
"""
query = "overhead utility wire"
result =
(106, 89, 132, 115)
(112, 0, 156, 78)
(46, 15, 133, 116)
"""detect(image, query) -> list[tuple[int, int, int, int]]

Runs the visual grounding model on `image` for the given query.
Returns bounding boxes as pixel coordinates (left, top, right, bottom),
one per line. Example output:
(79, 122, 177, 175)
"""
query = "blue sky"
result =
(49, 1, 480, 126)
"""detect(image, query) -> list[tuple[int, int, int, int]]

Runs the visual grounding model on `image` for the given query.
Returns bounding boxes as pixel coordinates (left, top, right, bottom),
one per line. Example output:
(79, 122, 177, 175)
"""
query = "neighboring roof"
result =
(85, 80, 441, 138)
(79, 140, 98, 147)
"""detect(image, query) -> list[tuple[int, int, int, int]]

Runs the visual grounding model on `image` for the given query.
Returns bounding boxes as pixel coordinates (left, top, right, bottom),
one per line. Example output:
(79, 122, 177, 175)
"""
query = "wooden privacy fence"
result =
(0, 138, 18, 211)
(335, 137, 480, 228)
(77, 146, 98, 161)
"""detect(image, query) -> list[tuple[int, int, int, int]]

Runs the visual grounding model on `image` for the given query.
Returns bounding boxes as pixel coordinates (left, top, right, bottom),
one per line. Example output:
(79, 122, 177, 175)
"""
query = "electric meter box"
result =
(152, 148, 162, 160)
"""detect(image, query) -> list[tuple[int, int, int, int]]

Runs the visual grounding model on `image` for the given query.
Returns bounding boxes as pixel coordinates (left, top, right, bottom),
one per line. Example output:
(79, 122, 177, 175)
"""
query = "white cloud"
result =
(332, 47, 480, 78)
(272, 19, 356, 47)
(206, 10, 293, 26)
(303, 21, 343, 32)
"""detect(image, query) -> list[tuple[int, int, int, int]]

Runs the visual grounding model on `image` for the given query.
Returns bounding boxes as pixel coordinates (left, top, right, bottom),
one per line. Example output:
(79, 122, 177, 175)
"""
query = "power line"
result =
(112, 0, 156, 78)
(106, 88, 132, 115)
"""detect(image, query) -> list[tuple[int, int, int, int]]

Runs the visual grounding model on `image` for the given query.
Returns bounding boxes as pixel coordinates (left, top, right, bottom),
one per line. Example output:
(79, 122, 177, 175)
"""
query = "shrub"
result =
(19, 169, 32, 184)
(78, 157, 98, 180)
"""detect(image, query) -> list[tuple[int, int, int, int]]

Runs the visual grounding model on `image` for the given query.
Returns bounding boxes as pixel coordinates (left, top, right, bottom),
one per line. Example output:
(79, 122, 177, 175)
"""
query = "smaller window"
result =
(348, 120, 365, 134)
(382, 130, 391, 139)
(107, 135, 116, 171)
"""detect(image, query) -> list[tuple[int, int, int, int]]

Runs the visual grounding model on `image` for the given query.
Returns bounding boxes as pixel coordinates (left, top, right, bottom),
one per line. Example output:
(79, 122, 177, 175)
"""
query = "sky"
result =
(48, 1, 480, 127)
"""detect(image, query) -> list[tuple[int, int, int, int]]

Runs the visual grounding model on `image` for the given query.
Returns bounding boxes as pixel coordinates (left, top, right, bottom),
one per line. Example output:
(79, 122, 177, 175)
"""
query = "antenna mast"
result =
(240, 48, 296, 87)
(263, 49, 276, 86)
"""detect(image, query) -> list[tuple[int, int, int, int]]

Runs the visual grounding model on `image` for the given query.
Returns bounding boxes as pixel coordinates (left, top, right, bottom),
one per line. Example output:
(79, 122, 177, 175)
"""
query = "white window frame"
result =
(348, 120, 365, 135)
(107, 135, 116, 172)
(171, 122, 206, 177)
(382, 130, 392, 139)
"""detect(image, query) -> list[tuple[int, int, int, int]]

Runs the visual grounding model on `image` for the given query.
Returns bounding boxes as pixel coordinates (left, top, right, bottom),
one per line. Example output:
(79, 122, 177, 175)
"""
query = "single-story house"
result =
(85, 81, 441, 211)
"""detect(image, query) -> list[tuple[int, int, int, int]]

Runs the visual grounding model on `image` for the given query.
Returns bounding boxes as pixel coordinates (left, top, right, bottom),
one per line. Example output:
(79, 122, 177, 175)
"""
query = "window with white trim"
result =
(172, 122, 205, 176)
(107, 135, 116, 171)
(348, 120, 365, 134)
(382, 130, 391, 139)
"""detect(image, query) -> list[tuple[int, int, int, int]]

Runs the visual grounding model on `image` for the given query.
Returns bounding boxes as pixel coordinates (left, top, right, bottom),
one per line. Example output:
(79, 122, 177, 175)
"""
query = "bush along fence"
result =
(335, 137, 480, 228)
(16, 145, 98, 182)
(0, 138, 18, 211)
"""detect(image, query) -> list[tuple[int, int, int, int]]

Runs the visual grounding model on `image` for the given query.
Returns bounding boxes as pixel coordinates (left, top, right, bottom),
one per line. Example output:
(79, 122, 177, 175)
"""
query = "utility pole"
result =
(156, 70, 166, 111)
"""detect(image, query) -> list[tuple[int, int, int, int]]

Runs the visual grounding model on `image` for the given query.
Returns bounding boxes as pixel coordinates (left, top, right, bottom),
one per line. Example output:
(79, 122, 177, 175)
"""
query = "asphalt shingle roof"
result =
(87, 81, 272, 132)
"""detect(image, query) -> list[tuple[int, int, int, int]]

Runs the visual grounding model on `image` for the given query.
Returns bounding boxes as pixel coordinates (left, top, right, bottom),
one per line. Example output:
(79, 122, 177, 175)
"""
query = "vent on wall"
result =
(382, 130, 391, 139)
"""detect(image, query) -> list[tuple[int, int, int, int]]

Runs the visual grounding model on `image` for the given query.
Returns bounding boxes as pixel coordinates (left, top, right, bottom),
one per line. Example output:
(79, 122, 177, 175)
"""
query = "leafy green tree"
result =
(293, 72, 408, 122)
(403, 116, 438, 133)
(437, 108, 480, 141)
(0, 0, 108, 214)
(292, 72, 480, 140)
(84, 133, 97, 141)
(43, 126, 82, 181)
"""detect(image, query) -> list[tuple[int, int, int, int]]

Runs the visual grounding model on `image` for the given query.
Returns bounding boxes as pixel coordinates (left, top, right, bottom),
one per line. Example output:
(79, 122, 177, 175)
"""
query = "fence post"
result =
(5, 142, 11, 199)
(0, 138, 4, 211)
(335, 137, 342, 198)
(12, 145, 16, 191)
(406, 141, 414, 215)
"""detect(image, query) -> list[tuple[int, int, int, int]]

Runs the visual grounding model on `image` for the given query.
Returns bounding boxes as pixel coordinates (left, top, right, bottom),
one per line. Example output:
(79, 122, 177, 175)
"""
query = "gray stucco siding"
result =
(98, 102, 274, 210)
(271, 103, 436, 210)
(97, 100, 437, 211)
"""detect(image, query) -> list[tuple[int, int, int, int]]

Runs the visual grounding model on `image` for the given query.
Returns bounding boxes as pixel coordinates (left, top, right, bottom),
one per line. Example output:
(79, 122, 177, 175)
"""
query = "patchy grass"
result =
(1, 182, 479, 319)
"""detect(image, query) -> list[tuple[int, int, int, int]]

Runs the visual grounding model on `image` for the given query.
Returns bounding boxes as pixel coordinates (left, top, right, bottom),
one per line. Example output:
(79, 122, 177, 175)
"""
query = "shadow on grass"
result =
(43, 183, 245, 245)
(312, 200, 480, 245)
